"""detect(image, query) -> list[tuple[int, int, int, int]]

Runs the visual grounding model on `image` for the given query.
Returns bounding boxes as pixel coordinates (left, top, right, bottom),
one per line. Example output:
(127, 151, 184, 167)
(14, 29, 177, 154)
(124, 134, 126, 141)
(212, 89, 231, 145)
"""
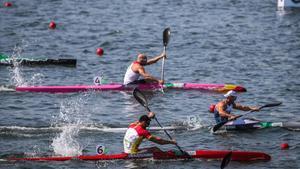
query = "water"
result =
(1, 0, 300, 168)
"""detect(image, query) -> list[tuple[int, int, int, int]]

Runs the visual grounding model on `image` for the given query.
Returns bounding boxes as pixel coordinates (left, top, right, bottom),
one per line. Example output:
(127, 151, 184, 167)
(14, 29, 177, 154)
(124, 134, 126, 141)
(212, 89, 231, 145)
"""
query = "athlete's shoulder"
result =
(137, 127, 151, 138)
(134, 125, 150, 134)
(129, 121, 138, 128)
(132, 62, 143, 71)
(219, 100, 227, 106)
(216, 100, 226, 110)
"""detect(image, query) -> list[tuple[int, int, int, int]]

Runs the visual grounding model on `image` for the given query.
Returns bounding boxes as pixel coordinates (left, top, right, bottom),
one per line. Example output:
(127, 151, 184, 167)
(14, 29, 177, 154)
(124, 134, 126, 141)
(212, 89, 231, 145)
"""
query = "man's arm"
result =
(233, 103, 259, 111)
(148, 135, 176, 145)
(137, 66, 163, 84)
(146, 52, 166, 65)
(147, 112, 155, 119)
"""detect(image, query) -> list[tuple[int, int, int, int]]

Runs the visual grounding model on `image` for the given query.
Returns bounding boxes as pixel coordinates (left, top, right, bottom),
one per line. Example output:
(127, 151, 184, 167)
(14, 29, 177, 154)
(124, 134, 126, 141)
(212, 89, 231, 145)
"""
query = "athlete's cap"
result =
(224, 90, 237, 98)
(139, 115, 151, 123)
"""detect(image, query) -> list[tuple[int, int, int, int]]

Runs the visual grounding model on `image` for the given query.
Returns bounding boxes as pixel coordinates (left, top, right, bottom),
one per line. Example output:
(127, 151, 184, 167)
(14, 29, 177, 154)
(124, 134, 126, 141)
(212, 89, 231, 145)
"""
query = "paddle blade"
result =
(212, 121, 227, 132)
(163, 28, 171, 47)
(259, 102, 282, 109)
(133, 88, 149, 108)
(221, 151, 232, 169)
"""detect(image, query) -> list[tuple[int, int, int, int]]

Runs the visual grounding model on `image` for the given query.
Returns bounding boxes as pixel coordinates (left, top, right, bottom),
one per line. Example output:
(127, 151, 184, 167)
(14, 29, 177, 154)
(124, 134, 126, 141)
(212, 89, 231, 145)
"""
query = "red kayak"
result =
(8, 149, 271, 162)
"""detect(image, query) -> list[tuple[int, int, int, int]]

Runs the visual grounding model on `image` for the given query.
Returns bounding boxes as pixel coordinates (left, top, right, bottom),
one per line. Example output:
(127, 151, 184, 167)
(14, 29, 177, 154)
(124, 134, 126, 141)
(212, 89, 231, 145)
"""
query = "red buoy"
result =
(4, 2, 12, 7)
(96, 48, 104, 56)
(280, 143, 289, 150)
(49, 21, 56, 29)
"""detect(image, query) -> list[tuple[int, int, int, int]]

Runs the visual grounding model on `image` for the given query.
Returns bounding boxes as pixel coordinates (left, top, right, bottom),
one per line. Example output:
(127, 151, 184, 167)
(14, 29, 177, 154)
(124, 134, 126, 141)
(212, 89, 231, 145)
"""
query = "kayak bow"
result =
(223, 118, 300, 130)
(15, 83, 246, 93)
(0, 54, 76, 67)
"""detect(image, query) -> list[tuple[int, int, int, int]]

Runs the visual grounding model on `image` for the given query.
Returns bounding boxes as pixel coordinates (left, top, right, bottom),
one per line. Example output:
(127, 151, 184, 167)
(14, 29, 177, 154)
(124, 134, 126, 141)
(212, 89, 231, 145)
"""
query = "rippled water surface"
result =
(0, 0, 300, 169)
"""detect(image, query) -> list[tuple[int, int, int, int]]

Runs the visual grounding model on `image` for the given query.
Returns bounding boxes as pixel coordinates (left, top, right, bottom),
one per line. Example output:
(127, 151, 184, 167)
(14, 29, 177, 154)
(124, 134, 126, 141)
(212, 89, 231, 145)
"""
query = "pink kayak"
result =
(7, 149, 270, 162)
(15, 82, 247, 93)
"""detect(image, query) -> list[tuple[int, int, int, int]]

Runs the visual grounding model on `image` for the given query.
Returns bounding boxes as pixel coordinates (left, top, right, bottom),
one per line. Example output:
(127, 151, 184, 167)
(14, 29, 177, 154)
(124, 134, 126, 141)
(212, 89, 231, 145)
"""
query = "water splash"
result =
(8, 40, 45, 87)
(28, 73, 45, 86)
(51, 93, 93, 156)
(51, 125, 83, 156)
(9, 41, 28, 86)
(185, 114, 211, 130)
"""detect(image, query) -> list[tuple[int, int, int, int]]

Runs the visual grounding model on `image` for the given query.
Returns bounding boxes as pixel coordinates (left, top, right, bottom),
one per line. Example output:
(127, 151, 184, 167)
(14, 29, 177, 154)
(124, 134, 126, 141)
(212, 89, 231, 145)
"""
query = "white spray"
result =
(9, 42, 28, 86)
(51, 93, 92, 156)
(8, 40, 45, 86)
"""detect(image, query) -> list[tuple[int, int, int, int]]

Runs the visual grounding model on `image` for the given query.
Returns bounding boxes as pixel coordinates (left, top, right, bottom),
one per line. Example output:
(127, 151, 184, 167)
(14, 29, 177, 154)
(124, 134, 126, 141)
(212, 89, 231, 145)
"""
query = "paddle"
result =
(133, 88, 191, 158)
(220, 151, 232, 169)
(161, 28, 171, 82)
(212, 102, 282, 132)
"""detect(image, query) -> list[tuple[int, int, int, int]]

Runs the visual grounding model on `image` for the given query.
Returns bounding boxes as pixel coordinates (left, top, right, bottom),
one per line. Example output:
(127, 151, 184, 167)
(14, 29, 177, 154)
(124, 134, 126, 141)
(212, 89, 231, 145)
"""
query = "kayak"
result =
(224, 118, 300, 130)
(15, 83, 247, 93)
(0, 54, 76, 67)
(7, 149, 271, 162)
(0, 58, 77, 66)
(147, 119, 300, 132)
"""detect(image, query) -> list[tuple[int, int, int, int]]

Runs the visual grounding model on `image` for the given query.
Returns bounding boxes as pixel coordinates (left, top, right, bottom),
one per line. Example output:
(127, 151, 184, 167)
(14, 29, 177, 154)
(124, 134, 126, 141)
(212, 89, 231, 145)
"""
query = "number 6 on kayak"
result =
(96, 145, 107, 155)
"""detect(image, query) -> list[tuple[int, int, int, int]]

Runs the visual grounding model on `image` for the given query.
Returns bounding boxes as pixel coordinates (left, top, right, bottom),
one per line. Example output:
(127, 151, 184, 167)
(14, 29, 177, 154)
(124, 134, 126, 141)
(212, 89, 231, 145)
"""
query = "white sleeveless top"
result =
(214, 103, 233, 114)
(123, 128, 139, 153)
(123, 63, 140, 84)
(225, 104, 233, 113)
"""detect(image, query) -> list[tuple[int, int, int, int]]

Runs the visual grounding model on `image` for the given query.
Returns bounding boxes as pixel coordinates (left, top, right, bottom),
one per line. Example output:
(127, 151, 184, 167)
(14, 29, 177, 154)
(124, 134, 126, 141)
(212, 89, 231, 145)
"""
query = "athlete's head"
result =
(139, 115, 151, 127)
(224, 90, 237, 103)
(137, 53, 147, 65)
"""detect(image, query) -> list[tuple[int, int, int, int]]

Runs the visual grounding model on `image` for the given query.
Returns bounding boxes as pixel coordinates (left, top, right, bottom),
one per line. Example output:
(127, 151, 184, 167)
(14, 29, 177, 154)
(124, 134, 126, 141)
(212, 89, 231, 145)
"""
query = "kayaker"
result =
(123, 52, 166, 85)
(123, 112, 177, 154)
(213, 90, 260, 123)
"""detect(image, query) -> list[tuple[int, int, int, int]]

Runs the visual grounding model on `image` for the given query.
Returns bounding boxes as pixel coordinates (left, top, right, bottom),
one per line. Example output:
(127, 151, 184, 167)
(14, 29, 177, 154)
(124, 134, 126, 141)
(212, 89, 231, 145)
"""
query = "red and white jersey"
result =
(123, 122, 152, 154)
